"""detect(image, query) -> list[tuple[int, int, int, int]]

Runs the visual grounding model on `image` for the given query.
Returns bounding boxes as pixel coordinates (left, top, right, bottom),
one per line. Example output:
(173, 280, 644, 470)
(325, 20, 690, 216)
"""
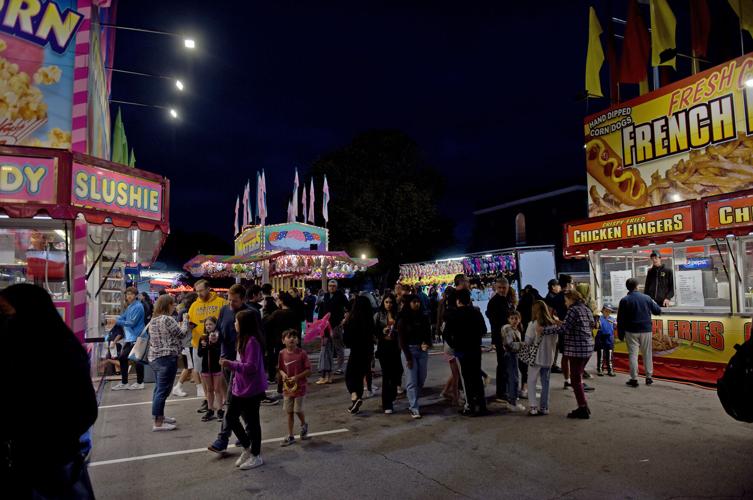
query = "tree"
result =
(310, 130, 454, 287)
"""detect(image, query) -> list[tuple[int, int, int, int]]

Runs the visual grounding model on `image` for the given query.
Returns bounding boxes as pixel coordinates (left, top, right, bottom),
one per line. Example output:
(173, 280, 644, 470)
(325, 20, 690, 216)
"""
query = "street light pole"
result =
(109, 99, 179, 119)
(99, 23, 196, 49)
(106, 67, 185, 91)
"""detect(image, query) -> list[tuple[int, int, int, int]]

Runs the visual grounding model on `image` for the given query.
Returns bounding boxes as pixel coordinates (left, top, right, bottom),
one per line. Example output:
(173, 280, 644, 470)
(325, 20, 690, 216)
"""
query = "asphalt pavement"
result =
(89, 350, 753, 500)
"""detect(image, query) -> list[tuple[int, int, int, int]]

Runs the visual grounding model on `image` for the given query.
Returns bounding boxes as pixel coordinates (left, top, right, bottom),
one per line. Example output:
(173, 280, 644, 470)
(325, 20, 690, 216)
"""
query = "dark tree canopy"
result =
(311, 130, 454, 285)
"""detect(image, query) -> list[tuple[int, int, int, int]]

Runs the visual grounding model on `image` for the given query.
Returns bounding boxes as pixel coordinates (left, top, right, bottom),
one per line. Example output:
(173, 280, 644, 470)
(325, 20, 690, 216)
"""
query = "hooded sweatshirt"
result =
(228, 336, 268, 398)
(188, 291, 227, 348)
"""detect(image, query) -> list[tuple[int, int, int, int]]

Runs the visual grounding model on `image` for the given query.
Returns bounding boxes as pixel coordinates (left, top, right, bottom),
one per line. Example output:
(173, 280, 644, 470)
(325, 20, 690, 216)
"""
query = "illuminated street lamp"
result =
(175, 79, 185, 91)
(169, 108, 179, 119)
(184, 38, 196, 49)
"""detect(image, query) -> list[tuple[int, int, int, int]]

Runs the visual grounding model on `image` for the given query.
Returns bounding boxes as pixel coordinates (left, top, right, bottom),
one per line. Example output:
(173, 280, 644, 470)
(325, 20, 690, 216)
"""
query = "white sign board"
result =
(676, 270, 704, 307)
(609, 270, 633, 304)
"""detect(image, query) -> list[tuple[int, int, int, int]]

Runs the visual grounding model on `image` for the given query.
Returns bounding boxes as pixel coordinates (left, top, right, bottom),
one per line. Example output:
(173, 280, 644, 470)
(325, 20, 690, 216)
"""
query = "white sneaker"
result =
(171, 385, 187, 397)
(384, 409, 393, 414)
(410, 410, 422, 419)
(197, 385, 205, 398)
(239, 455, 264, 470)
(509, 403, 526, 412)
(163, 416, 176, 424)
(152, 423, 176, 431)
(129, 382, 145, 390)
(111, 383, 129, 391)
(235, 448, 252, 467)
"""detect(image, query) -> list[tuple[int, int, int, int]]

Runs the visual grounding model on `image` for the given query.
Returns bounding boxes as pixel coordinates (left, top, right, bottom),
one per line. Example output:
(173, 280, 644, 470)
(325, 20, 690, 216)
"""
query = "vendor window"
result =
(598, 249, 674, 306)
(739, 239, 753, 311)
(0, 223, 70, 299)
(672, 244, 730, 310)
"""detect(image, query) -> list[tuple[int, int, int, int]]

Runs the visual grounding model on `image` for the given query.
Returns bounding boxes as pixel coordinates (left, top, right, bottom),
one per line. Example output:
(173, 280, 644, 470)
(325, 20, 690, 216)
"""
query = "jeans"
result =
(502, 352, 519, 404)
(216, 371, 235, 446)
(457, 350, 486, 412)
(527, 365, 551, 411)
(226, 392, 264, 455)
(596, 348, 613, 372)
(332, 325, 345, 371)
(495, 348, 508, 400)
(402, 345, 428, 412)
(626, 331, 653, 379)
(119, 342, 144, 384)
(568, 356, 590, 407)
(151, 355, 178, 417)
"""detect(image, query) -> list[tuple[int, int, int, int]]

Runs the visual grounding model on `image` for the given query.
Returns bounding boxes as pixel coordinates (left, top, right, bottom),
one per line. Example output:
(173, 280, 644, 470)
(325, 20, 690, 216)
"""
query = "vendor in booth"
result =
(644, 250, 674, 307)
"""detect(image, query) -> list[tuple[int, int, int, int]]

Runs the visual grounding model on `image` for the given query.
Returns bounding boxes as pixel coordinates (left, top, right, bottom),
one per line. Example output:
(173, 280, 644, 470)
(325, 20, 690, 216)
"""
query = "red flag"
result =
(689, 0, 711, 58)
(619, 0, 650, 84)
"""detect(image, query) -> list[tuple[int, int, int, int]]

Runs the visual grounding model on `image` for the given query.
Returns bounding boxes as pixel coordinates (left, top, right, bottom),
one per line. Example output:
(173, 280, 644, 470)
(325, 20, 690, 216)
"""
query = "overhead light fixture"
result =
(361, 254, 366, 259)
(169, 108, 178, 119)
(175, 79, 184, 91)
(184, 38, 196, 49)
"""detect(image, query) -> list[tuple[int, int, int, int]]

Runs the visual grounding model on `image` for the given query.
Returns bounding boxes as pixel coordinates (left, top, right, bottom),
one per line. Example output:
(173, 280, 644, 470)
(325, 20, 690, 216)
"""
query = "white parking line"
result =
(99, 397, 202, 409)
(89, 428, 349, 467)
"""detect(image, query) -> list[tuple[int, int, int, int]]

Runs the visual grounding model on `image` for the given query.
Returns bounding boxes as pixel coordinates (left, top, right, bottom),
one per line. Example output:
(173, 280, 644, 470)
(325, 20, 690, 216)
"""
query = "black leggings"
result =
(226, 392, 263, 455)
(119, 342, 144, 384)
(379, 354, 402, 410)
(345, 356, 369, 400)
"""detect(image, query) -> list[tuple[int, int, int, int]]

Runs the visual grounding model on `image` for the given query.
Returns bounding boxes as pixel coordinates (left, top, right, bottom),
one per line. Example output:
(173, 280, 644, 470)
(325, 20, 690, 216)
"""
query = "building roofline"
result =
(473, 185, 586, 215)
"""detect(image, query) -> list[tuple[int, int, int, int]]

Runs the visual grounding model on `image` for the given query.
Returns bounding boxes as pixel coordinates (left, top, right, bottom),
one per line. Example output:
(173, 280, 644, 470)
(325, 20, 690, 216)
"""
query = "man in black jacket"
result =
(644, 250, 674, 307)
(320, 280, 350, 374)
(486, 277, 514, 401)
(447, 288, 489, 416)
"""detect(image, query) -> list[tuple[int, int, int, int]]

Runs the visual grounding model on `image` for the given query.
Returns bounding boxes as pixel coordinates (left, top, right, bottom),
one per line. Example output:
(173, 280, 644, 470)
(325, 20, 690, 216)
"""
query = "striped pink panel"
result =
(73, 219, 88, 341)
(72, 1, 92, 154)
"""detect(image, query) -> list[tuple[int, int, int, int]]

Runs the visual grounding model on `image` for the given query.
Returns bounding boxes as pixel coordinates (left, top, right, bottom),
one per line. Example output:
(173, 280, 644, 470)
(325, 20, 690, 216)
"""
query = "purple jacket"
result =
(228, 336, 268, 398)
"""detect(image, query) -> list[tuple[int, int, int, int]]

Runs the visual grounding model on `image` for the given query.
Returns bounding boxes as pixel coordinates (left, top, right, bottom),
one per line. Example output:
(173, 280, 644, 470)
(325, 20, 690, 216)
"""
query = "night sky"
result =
(112, 1, 594, 261)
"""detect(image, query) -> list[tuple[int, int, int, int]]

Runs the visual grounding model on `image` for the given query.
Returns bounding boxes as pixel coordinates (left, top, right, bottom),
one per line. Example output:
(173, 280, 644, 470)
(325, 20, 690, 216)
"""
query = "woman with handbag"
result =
(111, 287, 146, 391)
(148, 294, 190, 431)
(523, 300, 559, 416)
(1, 284, 98, 498)
(374, 294, 401, 414)
(537, 290, 596, 419)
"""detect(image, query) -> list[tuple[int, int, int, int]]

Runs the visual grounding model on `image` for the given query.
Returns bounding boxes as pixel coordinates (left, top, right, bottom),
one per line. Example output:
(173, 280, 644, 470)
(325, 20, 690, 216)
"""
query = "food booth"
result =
(399, 246, 557, 296)
(569, 52, 753, 384)
(184, 222, 376, 288)
(0, 147, 170, 342)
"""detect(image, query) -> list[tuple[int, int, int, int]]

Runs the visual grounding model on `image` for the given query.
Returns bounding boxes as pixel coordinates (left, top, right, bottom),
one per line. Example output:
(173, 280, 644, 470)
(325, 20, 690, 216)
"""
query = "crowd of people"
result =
(99, 270, 661, 472)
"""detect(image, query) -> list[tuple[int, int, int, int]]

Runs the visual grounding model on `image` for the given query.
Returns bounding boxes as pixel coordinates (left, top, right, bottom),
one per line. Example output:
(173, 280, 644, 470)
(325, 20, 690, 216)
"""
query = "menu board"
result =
(610, 270, 633, 304)
(676, 270, 704, 307)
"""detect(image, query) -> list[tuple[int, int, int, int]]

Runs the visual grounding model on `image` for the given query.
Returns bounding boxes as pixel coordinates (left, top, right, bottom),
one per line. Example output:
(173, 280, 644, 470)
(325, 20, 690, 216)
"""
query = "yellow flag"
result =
(585, 6, 605, 97)
(650, 0, 676, 68)
(728, 0, 753, 37)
